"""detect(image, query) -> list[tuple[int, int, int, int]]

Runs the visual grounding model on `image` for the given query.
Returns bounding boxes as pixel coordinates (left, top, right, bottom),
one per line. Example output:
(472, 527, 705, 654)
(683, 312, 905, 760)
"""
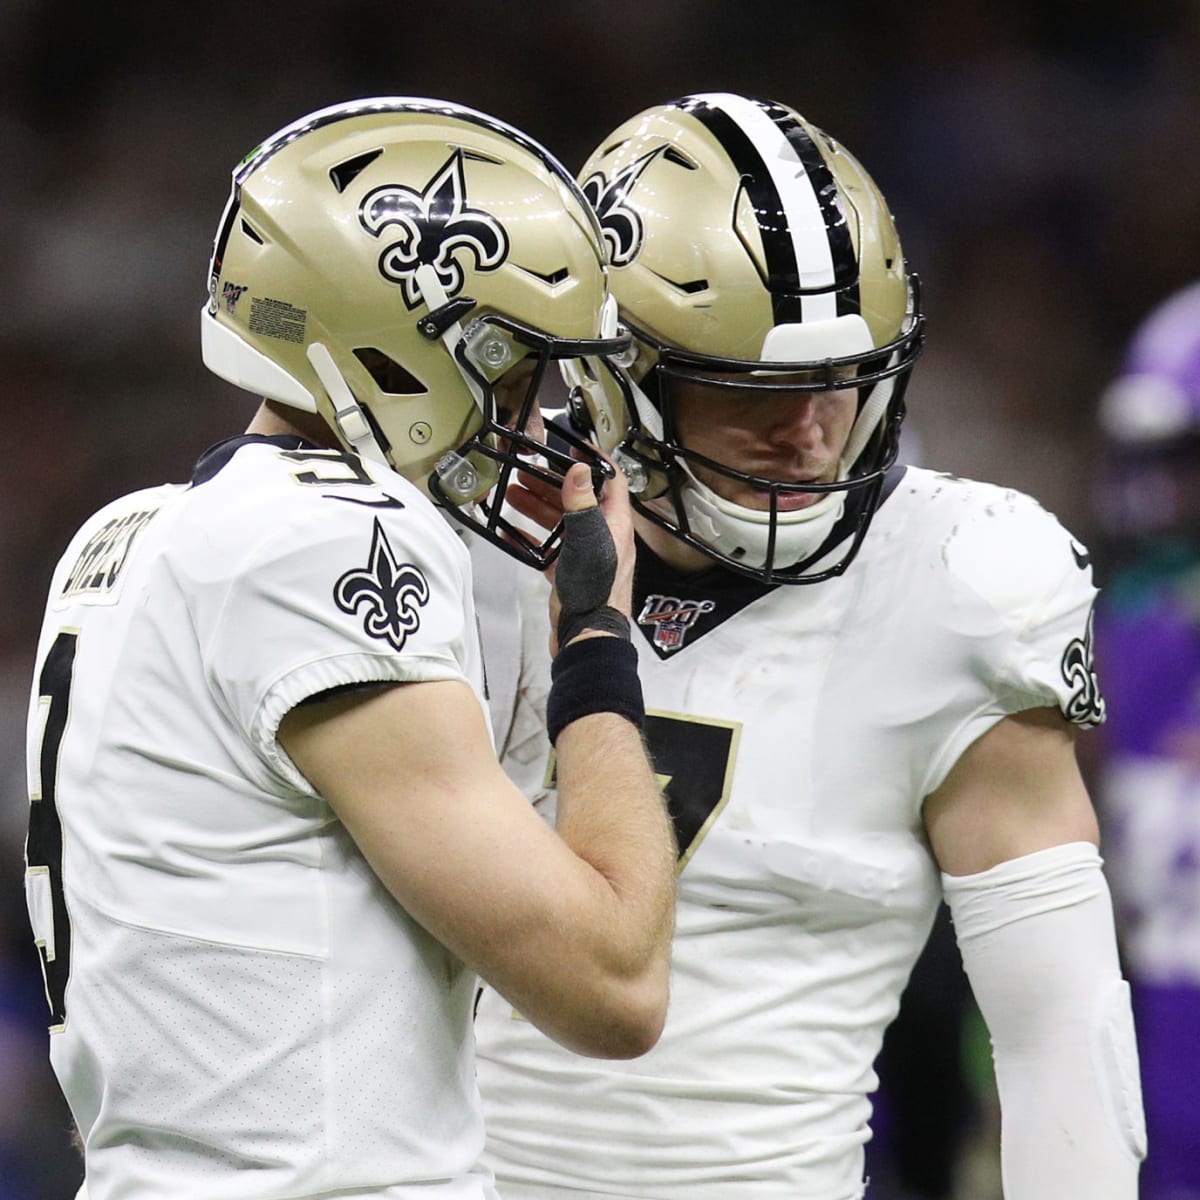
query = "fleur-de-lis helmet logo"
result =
(359, 149, 510, 310)
(334, 519, 431, 651)
(579, 147, 664, 267)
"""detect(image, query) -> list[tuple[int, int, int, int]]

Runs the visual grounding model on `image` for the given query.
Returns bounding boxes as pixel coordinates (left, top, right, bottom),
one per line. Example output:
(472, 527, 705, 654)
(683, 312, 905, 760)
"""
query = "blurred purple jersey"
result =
(1096, 562, 1200, 1200)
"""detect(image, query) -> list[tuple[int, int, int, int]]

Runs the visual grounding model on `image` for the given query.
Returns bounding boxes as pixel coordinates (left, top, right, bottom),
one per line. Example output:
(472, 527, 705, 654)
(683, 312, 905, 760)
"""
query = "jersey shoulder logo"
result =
(638, 593, 716, 653)
(1061, 605, 1106, 727)
(359, 149, 509, 310)
(334, 518, 430, 651)
(580, 148, 663, 267)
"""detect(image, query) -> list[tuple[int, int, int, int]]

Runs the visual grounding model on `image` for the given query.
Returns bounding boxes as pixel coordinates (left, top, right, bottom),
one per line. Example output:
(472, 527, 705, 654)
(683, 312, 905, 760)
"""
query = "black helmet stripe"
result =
(762, 99, 860, 319)
(678, 93, 859, 325)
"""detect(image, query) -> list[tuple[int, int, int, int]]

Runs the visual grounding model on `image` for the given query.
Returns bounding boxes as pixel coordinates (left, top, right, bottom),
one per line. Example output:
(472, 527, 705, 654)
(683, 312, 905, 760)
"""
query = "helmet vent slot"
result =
(518, 265, 569, 286)
(663, 146, 698, 170)
(646, 265, 709, 296)
(461, 148, 505, 166)
(240, 220, 264, 245)
(329, 149, 383, 193)
(353, 347, 429, 396)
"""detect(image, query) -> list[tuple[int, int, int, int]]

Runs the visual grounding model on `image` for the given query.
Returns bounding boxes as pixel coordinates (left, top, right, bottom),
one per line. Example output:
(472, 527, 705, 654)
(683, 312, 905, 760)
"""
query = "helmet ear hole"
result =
(353, 348, 429, 396)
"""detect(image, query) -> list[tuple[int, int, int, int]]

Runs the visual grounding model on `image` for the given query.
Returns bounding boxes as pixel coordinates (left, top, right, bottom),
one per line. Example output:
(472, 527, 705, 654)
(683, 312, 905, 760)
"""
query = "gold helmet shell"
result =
(202, 97, 626, 565)
(580, 94, 913, 362)
(568, 92, 925, 583)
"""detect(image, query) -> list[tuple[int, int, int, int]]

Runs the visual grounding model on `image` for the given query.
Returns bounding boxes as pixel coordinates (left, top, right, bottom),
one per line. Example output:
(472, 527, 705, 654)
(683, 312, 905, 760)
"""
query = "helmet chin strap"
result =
(305, 342, 389, 468)
(629, 376, 665, 440)
(842, 369, 895, 467)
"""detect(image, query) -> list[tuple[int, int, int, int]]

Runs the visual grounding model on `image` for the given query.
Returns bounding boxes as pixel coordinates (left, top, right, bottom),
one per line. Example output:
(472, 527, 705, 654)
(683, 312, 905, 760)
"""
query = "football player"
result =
(1092, 280, 1200, 1200)
(473, 93, 1145, 1198)
(24, 98, 677, 1200)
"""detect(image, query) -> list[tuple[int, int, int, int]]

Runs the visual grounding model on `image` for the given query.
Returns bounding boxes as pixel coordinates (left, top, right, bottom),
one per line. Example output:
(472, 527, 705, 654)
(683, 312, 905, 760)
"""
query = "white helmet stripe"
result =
(693, 92, 838, 324)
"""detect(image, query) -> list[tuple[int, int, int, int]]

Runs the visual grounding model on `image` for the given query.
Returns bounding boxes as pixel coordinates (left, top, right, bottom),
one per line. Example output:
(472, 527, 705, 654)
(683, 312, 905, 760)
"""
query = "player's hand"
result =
(505, 458, 569, 534)
(546, 461, 636, 655)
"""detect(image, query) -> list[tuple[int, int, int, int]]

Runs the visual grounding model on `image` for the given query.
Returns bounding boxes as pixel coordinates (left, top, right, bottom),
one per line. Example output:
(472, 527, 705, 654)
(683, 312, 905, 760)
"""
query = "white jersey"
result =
(475, 467, 1104, 1200)
(470, 533, 555, 804)
(24, 435, 499, 1200)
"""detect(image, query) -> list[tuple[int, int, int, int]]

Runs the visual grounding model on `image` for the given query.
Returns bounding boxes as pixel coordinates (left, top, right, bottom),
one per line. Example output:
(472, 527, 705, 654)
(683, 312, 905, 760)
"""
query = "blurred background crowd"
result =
(3, 1, 1198, 1196)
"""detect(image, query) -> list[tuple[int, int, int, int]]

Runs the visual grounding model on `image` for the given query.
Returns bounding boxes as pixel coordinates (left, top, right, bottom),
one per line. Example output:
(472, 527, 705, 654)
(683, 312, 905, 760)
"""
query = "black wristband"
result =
(557, 603, 631, 647)
(546, 635, 645, 745)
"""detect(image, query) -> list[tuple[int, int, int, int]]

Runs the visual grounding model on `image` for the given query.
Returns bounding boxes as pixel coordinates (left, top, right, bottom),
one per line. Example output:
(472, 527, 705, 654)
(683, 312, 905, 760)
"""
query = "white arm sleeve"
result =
(942, 842, 1145, 1199)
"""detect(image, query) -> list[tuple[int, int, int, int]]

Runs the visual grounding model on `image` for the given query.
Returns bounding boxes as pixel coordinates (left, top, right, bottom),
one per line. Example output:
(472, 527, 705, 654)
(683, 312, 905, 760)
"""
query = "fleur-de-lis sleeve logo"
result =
(334, 519, 431, 651)
(359, 150, 509, 309)
(1060, 605, 1107, 727)
(579, 148, 663, 267)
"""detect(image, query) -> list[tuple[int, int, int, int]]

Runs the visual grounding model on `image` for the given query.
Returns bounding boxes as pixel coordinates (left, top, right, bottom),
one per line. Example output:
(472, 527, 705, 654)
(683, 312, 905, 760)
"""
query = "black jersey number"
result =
(280, 448, 374, 487)
(644, 711, 741, 869)
(545, 711, 740, 868)
(280, 449, 405, 509)
(27, 630, 78, 1030)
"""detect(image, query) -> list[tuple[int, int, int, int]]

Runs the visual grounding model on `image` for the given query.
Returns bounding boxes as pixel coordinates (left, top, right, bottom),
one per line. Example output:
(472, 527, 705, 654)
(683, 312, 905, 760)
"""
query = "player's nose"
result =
(762, 394, 822, 452)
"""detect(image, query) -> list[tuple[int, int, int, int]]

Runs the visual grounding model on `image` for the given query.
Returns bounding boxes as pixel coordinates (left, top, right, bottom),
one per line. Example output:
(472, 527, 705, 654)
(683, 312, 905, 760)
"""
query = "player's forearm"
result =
(555, 711, 678, 956)
(943, 843, 1145, 1197)
(534, 710, 676, 1056)
(470, 643, 675, 1059)
(498, 471, 676, 1055)
(544, 635, 677, 992)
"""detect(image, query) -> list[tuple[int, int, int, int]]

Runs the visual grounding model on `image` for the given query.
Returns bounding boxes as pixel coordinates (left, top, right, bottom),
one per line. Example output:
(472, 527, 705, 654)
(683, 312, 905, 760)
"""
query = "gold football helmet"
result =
(565, 92, 925, 582)
(202, 97, 628, 567)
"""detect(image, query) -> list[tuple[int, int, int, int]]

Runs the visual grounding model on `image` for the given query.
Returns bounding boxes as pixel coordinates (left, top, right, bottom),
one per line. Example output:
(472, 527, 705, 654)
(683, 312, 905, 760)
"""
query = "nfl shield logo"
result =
(638, 594, 716, 653)
(222, 282, 248, 312)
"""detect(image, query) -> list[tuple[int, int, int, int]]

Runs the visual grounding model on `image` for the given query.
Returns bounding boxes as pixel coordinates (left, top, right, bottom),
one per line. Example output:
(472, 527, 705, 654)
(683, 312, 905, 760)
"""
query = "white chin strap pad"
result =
(675, 468, 846, 571)
(943, 842, 1146, 1197)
